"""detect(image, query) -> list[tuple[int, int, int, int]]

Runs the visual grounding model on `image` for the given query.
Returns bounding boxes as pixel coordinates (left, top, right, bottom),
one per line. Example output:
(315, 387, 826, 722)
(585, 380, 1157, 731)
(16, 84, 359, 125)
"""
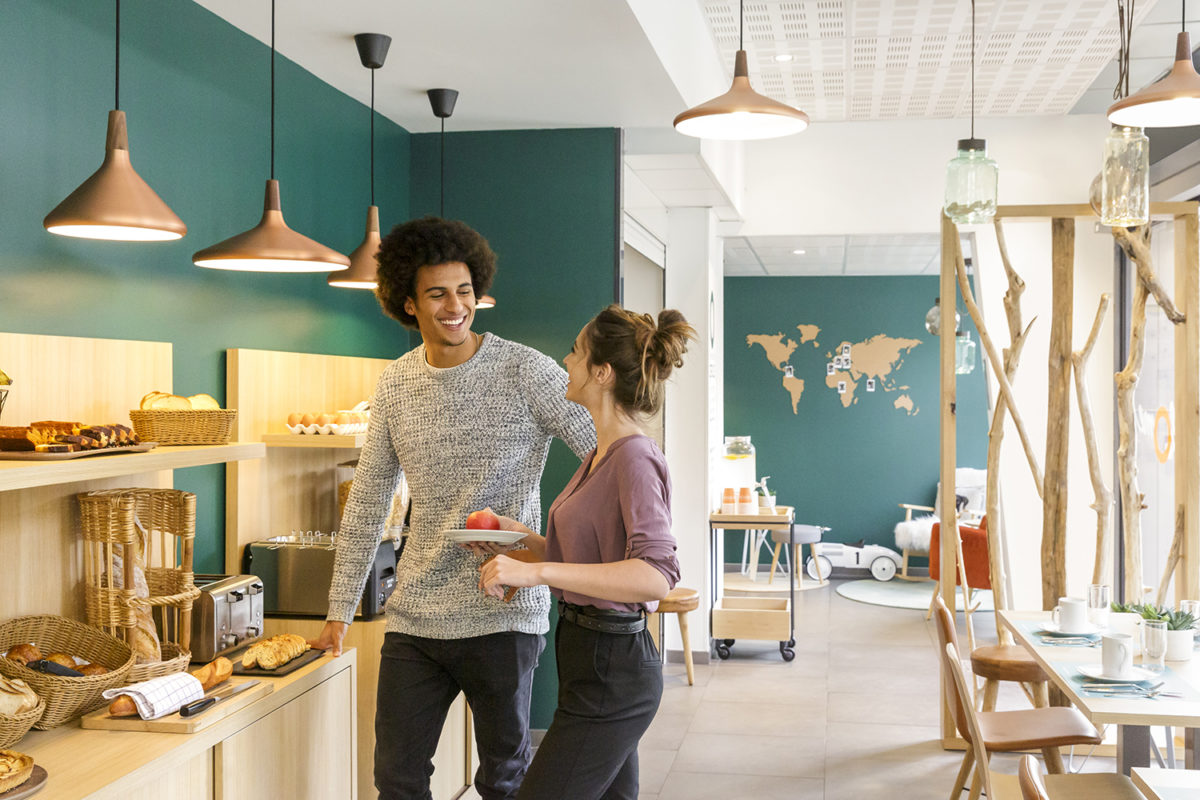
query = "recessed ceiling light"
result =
(775, 54, 793, 63)
(792, 248, 806, 255)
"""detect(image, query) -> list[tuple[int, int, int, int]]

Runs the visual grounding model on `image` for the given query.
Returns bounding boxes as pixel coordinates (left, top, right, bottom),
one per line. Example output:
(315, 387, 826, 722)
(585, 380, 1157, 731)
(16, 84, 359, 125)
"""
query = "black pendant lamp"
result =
(427, 88, 459, 218)
(673, 0, 809, 140)
(44, 0, 186, 241)
(329, 33, 392, 289)
(194, 0, 349, 273)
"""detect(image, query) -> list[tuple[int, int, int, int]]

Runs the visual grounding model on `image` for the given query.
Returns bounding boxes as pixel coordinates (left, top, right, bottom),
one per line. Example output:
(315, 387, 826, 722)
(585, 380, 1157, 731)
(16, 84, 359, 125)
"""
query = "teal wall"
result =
(410, 128, 621, 728)
(1, 0, 411, 572)
(724, 276, 990, 563)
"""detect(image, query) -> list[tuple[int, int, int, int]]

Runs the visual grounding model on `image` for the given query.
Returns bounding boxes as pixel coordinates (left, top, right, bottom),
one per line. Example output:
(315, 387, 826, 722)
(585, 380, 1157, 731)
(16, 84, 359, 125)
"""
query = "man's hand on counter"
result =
(308, 621, 348, 657)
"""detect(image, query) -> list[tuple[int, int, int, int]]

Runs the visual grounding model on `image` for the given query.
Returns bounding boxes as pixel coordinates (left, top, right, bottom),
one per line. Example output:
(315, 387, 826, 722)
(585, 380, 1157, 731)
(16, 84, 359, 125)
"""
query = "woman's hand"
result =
(478, 553, 544, 599)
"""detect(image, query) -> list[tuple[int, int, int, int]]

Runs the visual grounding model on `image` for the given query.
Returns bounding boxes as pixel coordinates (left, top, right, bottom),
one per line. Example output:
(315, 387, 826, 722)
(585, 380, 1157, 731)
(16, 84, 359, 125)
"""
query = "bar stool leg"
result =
(676, 610, 694, 686)
(980, 679, 1000, 712)
(1031, 681, 1049, 708)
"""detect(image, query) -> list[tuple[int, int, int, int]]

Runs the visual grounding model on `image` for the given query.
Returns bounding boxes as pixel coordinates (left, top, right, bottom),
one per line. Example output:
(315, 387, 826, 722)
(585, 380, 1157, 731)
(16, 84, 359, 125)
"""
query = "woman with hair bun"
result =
(476, 304, 695, 799)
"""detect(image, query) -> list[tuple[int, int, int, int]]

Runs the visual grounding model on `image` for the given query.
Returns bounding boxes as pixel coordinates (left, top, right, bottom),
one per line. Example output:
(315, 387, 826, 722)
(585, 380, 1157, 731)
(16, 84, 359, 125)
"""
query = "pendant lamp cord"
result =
(370, 68, 375, 206)
(1115, 1, 1136, 100)
(440, 118, 446, 217)
(970, 0, 975, 140)
(114, 0, 120, 110)
(739, 0, 744, 51)
(270, 0, 276, 180)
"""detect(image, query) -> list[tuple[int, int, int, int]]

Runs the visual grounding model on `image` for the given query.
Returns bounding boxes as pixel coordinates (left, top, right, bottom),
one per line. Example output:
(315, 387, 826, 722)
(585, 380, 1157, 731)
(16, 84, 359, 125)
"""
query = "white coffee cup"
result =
(1051, 596, 1089, 634)
(1102, 633, 1133, 679)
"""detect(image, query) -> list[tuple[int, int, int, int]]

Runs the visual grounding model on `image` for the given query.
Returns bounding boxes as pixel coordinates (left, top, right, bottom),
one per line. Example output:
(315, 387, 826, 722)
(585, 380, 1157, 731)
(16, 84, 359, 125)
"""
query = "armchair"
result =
(893, 467, 987, 580)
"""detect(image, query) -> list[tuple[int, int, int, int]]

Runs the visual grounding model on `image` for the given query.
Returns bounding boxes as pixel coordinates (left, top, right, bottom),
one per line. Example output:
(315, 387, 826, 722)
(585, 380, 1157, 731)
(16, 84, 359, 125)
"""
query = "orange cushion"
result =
(930, 518, 992, 589)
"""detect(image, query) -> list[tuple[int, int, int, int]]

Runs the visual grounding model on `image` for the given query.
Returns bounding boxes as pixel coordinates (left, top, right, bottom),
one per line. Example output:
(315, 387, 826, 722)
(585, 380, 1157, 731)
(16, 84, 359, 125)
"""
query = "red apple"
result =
(466, 509, 501, 530)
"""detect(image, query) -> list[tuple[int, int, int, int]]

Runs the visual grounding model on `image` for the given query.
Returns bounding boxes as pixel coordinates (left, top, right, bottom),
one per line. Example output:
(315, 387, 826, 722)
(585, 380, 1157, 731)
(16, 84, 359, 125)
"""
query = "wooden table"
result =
(999, 610, 1200, 774)
(1131, 767, 1200, 800)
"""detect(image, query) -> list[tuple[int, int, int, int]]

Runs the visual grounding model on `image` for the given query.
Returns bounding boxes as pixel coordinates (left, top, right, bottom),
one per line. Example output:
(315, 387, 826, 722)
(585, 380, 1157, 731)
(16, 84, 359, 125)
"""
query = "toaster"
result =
(244, 533, 398, 620)
(191, 574, 265, 663)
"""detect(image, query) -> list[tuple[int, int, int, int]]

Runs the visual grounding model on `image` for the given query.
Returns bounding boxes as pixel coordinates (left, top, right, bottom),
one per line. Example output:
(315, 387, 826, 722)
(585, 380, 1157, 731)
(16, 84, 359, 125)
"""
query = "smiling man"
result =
(312, 216, 595, 800)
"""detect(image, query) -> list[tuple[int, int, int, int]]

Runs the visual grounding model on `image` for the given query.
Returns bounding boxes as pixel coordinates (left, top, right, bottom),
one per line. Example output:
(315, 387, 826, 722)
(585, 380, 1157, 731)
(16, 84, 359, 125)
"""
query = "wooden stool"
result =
(970, 645, 1050, 712)
(656, 587, 700, 686)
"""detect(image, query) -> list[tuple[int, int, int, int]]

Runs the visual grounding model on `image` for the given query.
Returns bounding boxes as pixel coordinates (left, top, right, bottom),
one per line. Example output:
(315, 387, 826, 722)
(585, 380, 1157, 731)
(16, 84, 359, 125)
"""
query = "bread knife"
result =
(179, 679, 260, 717)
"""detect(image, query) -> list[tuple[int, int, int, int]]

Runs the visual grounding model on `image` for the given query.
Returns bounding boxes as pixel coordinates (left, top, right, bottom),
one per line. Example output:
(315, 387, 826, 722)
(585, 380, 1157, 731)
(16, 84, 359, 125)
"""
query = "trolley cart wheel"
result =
(716, 642, 732, 660)
(721, 639, 736, 647)
(806, 554, 832, 581)
(787, 638, 796, 648)
(780, 642, 795, 661)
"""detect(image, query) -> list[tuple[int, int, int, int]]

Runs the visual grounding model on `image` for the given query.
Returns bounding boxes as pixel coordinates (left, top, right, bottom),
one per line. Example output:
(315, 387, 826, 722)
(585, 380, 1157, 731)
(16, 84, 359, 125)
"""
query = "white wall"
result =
(972, 219, 1117, 609)
(741, 115, 1112, 237)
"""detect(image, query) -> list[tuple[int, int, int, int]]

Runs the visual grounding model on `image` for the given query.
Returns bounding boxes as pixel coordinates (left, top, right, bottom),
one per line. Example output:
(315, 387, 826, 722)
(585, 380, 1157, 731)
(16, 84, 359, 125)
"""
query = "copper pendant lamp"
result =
(1108, 1, 1200, 127)
(673, 0, 809, 140)
(44, 0, 186, 241)
(329, 33, 392, 289)
(194, 0, 349, 273)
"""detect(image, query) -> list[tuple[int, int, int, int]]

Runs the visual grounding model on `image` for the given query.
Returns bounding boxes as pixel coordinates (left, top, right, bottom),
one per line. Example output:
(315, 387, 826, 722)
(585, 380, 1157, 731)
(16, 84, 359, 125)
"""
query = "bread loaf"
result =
(106, 694, 138, 717)
(0, 427, 34, 452)
(4, 644, 41, 666)
(242, 634, 309, 670)
(42, 653, 76, 669)
(189, 657, 232, 691)
(77, 663, 108, 676)
(0, 676, 39, 716)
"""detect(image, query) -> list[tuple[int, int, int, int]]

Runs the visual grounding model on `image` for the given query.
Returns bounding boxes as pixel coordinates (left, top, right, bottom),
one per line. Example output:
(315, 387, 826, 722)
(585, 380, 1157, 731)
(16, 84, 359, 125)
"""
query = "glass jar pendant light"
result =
(672, 0, 809, 140)
(193, 0, 349, 273)
(944, 0, 998, 224)
(1100, 125, 1149, 226)
(329, 33, 392, 289)
(955, 330, 978, 375)
(44, 0, 186, 241)
(925, 297, 960, 337)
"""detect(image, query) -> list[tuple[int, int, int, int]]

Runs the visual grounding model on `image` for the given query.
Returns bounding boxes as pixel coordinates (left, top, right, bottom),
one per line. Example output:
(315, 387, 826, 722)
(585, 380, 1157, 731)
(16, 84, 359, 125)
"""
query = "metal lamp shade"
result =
(674, 51, 809, 140)
(193, 179, 350, 272)
(44, 110, 186, 241)
(328, 205, 381, 288)
(476, 295, 496, 309)
(1108, 32, 1200, 128)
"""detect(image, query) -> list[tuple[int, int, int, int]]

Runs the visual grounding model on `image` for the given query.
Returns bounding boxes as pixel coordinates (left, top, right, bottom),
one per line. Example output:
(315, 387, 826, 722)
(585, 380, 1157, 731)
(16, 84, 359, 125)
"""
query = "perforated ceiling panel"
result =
(700, 0, 1158, 122)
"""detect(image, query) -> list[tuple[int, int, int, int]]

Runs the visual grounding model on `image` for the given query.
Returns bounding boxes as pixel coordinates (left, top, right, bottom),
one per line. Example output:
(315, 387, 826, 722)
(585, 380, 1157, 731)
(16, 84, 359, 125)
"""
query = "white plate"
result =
(444, 529, 525, 545)
(1040, 621, 1102, 636)
(1077, 663, 1158, 683)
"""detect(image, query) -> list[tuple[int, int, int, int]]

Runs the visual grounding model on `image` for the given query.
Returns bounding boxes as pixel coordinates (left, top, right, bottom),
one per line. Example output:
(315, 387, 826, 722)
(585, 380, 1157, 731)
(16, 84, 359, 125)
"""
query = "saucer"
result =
(444, 529, 525, 545)
(1077, 663, 1157, 682)
(1040, 621, 1102, 636)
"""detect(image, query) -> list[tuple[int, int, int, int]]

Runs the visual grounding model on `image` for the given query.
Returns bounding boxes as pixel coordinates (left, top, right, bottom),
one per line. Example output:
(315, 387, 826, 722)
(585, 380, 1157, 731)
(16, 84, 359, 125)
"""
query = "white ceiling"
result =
(192, 0, 1199, 275)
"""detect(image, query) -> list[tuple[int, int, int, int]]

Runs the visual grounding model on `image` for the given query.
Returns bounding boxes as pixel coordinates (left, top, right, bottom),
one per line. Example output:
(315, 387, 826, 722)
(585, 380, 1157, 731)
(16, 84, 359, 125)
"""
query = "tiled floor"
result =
(635, 577, 1118, 800)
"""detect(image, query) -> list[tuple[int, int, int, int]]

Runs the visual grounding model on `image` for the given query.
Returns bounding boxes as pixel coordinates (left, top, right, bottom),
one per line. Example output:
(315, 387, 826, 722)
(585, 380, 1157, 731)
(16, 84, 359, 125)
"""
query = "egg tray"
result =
(284, 423, 368, 436)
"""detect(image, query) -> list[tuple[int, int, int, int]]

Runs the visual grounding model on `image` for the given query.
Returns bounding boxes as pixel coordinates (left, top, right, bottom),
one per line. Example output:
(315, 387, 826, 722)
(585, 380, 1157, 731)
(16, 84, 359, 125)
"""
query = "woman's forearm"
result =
(518, 532, 547, 560)
(536, 558, 669, 603)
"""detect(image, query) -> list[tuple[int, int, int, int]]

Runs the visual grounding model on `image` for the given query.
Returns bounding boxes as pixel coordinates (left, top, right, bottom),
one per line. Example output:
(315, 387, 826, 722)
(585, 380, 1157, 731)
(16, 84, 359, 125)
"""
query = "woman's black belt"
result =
(558, 601, 646, 634)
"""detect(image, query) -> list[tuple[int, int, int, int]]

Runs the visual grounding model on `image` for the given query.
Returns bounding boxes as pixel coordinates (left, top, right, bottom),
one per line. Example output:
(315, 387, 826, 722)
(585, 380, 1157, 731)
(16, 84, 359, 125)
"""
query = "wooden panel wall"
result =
(0, 332, 173, 619)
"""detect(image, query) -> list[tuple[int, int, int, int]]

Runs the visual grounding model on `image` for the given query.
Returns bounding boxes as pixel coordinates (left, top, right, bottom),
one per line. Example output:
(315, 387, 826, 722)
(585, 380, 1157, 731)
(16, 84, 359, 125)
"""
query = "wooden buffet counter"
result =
(17, 648, 357, 800)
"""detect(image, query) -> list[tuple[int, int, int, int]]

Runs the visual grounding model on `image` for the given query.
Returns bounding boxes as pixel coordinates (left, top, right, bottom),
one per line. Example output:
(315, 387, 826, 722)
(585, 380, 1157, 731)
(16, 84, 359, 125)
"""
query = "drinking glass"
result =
(1087, 584, 1111, 628)
(1142, 619, 1167, 673)
(1181, 600, 1200, 640)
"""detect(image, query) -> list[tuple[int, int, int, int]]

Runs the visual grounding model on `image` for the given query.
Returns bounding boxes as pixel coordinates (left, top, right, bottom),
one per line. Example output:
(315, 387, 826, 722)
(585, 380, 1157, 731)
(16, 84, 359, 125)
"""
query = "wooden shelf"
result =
(0, 442, 265, 492)
(261, 433, 366, 449)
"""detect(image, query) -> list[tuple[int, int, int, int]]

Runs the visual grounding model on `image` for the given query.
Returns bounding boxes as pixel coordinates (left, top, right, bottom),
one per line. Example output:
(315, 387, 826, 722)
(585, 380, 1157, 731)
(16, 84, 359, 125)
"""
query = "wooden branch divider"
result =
(1157, 506, 1186, 607)
(1072, 294, 1114, 587)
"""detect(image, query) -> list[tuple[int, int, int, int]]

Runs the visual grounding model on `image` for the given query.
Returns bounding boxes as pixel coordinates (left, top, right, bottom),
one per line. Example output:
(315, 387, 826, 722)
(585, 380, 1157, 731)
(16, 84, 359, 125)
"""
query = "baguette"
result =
(242, 633, 309, 670)
(190, 656, 233, 691)
(107, 694, 138, 717)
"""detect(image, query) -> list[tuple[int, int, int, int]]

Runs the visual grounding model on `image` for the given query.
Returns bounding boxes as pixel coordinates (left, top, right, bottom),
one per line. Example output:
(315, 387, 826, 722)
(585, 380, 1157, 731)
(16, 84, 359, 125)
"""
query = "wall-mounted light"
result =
(44, 0, 186, 242)
(329, 33, 392, 290)
(193, 0, 349, 273)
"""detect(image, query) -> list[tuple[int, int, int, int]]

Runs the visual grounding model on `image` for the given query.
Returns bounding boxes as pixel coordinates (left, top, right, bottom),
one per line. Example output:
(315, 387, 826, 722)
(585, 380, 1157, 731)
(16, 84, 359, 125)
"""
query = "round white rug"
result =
(836, 578, 995, 611)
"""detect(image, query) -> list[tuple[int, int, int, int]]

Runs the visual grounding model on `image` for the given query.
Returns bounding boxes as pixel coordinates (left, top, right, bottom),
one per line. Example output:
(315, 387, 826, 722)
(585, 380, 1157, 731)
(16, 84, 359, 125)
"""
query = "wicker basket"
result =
(79, 489, 200, 671)
(0, 616, 134, 728)
(128, 408, 236, 445)
(0, 695, 44, 748)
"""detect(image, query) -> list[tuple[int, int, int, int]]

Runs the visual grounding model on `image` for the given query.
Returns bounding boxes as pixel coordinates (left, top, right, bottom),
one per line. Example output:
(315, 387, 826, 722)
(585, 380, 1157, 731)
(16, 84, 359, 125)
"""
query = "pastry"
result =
(34, 443, 75, 453)
(0, 750, 34, 794)
(42, 652, 77, 669)
(77, 663, 109, 676)
(0, 427, 34, 452)
(4, 643, 41, 666)
(0, 675, 38, 716)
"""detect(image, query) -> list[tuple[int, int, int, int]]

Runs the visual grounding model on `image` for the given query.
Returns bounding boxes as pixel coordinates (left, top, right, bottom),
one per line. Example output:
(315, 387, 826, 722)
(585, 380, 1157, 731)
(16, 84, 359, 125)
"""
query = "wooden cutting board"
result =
(77, 678, 272, 734)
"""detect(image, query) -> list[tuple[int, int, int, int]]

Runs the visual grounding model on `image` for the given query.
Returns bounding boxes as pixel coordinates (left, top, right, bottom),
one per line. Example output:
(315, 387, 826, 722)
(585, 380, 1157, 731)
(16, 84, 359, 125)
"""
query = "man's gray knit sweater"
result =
(328, 333, 596, 638)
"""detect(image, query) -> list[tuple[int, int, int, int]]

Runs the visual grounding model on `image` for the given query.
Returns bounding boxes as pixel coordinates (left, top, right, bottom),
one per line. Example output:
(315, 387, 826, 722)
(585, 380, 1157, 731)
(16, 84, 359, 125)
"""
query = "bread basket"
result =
(128, 641, 190, 682)
(0, 695, 44, 748)
(0, 615, 134, 728)
(128, 408, 237, 445)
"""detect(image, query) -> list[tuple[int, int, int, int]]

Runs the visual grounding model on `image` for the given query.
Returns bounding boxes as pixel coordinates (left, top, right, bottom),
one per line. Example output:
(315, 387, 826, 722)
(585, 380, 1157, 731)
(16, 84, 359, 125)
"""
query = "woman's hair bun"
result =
(584, 305, 696, 416)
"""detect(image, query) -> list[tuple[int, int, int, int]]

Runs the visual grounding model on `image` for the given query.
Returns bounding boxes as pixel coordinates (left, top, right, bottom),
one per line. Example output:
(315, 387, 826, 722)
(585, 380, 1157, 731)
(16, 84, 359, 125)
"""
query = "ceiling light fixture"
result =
(1108, 0, 1200, 127)
(329, 33, 391, 290)
(944, 0, 998, 224)
(476, 295, 497, 309)
(44, 0, 186, 241)
(194, 0, 349, 273)
(427, 88, 459, 218)
(774, 54, 794, 63)
(792, 248, 806, 255)
(673, 0, 809, 140)
(1099, 1, 1149, 227)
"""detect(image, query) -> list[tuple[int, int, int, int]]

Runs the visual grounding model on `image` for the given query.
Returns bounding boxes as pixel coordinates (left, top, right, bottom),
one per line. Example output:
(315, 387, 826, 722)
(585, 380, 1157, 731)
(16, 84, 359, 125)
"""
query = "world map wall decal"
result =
(747, 326, 922, 415)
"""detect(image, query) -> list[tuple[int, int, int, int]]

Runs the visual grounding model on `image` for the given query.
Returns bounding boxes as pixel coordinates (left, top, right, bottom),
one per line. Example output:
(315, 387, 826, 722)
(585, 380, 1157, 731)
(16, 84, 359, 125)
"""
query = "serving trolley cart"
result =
(708, 506, 797, 661)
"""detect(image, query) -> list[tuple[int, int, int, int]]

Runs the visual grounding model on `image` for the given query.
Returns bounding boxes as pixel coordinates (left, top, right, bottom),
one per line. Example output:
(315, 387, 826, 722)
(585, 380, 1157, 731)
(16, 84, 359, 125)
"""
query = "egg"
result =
(300, 413, 316, 426)
(315, 414, 332, 426)
(334, 413, 350, 425)
(287, 413, 303, 426)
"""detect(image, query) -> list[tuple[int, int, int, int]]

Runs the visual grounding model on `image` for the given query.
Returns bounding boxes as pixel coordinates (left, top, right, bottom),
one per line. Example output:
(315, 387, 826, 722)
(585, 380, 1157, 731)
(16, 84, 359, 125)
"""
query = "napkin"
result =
(102, 672, 205, 719)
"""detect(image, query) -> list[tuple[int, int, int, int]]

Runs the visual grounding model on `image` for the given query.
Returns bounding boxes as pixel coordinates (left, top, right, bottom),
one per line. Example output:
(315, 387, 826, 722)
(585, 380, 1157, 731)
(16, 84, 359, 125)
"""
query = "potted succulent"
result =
(756, 476, 777, 510)
(1108, 600, 1144, 651)
(0, 367, 10, 422)
(1164, 608, 1197, 661)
